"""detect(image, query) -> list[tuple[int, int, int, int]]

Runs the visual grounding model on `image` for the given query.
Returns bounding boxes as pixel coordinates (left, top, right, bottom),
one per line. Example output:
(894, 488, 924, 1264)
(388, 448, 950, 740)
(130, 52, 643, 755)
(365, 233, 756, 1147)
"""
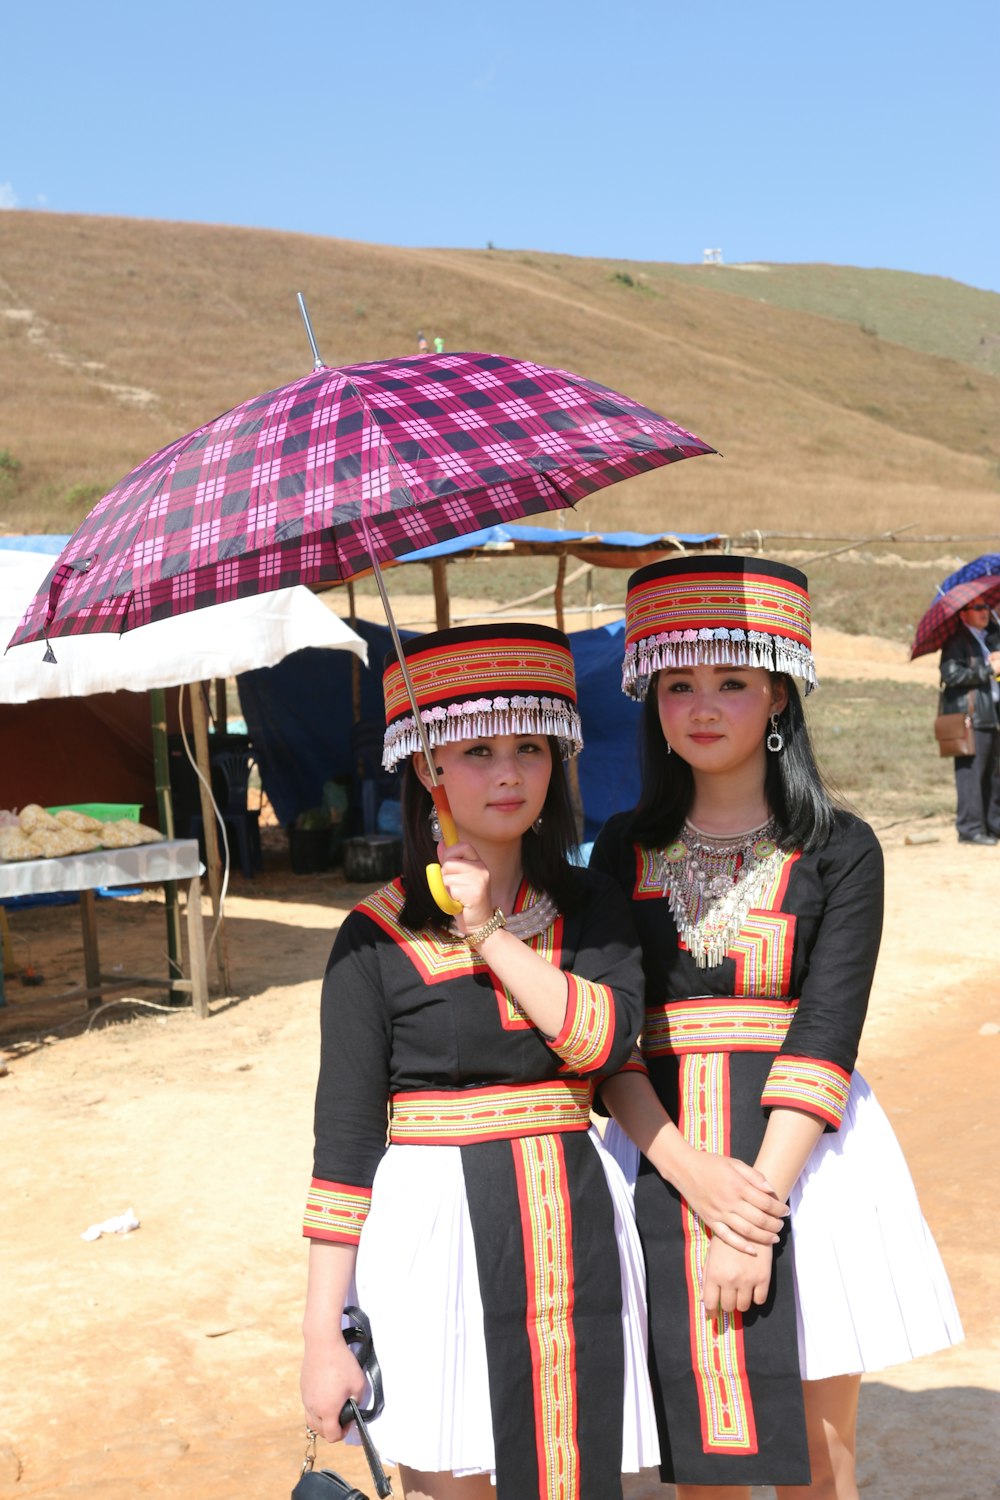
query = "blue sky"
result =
(3, 0, 998, 292)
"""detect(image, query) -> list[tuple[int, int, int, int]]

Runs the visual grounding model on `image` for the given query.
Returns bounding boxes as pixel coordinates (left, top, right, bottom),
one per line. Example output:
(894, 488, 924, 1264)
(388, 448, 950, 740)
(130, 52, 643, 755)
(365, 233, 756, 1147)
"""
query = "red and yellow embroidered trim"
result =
(762, 1055, 852, 1128)
(730, 911, 796, 997)
(513, 1132, 579, 1500)
(632, 843, 664, 900)
(383, 635, 578, 725)
(357, 881, 477, 984)
(642, 997, 798, 1057)
(549, 973, 615, 1074)
(617, 1043, 648, 1075)
(490, 897, 562, 1030)
(302, 1178, 372, 1244)
(678, 1053, 759, 1456)
(389, 1079, 594, 1145)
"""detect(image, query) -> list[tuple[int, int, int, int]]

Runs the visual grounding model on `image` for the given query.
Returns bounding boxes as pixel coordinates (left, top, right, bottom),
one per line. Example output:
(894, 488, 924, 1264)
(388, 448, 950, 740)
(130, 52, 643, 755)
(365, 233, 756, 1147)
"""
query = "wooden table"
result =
(0, 839, 209, 1016)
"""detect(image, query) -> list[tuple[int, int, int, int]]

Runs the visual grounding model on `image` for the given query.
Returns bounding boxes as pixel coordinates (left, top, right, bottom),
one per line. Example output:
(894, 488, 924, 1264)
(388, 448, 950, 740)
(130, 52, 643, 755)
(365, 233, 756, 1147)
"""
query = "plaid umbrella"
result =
(910, 575, 1000, 659)
(10, 350, 714, 649)
(938, 553, 1000, 595)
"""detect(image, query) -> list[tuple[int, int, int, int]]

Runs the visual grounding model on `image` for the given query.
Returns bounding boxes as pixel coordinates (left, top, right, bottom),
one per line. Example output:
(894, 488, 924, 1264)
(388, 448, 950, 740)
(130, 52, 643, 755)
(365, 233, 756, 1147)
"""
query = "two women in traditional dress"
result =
(301, 560, 962, 1499)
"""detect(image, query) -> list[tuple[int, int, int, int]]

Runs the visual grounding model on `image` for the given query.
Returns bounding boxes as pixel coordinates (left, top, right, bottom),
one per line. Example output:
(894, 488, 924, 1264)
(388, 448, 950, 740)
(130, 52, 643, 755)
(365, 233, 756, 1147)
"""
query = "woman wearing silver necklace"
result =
(301, 623, 659, 1500)
(591, 555, 962, 1499)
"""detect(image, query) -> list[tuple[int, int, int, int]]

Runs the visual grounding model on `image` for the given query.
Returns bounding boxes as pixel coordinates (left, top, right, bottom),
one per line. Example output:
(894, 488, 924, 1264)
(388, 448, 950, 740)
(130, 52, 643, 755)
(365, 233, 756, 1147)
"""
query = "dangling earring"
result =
(429, 808, 442, 841)
(665, 740, 672, 756)
(531, 815, 544, 834)
(767, 715, 784, 754)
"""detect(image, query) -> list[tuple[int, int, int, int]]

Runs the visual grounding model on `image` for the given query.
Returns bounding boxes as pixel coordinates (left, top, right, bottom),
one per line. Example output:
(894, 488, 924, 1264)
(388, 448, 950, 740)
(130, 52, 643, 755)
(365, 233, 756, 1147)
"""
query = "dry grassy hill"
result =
(1, 210, 998, 545)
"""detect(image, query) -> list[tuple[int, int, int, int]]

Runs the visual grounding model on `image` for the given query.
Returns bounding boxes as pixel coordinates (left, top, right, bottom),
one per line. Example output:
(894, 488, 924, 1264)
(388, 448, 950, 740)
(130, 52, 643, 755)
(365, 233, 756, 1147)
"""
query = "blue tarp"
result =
(0, 534, 68, 554)
(238, 618, 642, 840)
(399, 522, 722, 564)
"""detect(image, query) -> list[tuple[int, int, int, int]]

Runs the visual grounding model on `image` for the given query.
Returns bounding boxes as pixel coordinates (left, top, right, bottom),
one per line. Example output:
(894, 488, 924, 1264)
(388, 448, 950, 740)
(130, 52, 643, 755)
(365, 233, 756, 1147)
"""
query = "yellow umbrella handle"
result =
(427, 785, 463, 914)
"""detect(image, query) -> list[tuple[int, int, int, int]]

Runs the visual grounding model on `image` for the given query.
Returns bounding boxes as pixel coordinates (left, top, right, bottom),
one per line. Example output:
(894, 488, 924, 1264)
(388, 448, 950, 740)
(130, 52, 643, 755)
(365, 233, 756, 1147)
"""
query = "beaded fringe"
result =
(383, 698, 584, 770)
(622, 628, 818, 700)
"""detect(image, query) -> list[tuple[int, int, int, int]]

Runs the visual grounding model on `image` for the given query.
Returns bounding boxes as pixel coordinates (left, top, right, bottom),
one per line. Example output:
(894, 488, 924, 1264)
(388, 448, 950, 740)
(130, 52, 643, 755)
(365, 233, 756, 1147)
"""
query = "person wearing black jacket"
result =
(939, 599, 1000, 845)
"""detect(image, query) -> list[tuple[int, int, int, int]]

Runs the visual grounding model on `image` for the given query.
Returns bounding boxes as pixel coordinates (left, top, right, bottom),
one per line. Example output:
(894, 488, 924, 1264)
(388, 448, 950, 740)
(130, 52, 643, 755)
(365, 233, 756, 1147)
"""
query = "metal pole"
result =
(296, 293, 325, 371)
(360, 520, 459, 843)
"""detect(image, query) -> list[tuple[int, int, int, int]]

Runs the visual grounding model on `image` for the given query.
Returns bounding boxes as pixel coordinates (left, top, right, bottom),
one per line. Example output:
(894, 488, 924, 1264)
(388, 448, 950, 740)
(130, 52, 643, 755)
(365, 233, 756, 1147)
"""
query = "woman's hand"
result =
(672, 1145, 788, 1254)
(437, 840, 495, 933)
(300, 1334, 366, 1443)
(701, 1237, 773, 1315)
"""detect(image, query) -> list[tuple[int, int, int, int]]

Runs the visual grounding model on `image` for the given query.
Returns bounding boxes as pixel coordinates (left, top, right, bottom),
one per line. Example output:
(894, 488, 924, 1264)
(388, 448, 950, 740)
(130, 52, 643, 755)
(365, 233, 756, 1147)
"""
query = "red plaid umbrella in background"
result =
(910, 575, 1000, 659)
(10, 340, 715, 905)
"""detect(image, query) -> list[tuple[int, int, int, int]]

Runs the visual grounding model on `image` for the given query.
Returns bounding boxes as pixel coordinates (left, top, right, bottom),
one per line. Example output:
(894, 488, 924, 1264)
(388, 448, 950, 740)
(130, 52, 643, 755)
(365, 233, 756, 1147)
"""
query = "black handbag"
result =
(293, 1307, 392, 1500)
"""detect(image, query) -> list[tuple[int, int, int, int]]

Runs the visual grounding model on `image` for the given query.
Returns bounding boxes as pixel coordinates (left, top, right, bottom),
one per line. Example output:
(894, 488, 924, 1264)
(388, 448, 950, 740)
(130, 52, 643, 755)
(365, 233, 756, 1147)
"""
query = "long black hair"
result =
(624, 673, 839, 854)
(398, 738, 583, 931)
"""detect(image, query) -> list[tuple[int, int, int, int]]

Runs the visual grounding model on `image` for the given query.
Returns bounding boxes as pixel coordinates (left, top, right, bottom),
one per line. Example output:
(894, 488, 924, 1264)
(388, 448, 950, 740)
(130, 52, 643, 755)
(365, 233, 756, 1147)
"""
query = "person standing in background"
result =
(416, 330, 429, 354)
(939, 596, 1000, 845)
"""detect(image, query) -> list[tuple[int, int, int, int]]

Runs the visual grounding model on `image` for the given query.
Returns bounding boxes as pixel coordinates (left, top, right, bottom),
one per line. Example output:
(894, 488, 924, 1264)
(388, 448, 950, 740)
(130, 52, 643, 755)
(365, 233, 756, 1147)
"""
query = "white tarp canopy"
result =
(0, 550, 367, 704)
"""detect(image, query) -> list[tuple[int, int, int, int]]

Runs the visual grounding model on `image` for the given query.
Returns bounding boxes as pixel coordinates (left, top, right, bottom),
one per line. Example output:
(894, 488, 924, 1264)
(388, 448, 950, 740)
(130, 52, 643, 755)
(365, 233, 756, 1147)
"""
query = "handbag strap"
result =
(341, 1399, 393, 1499)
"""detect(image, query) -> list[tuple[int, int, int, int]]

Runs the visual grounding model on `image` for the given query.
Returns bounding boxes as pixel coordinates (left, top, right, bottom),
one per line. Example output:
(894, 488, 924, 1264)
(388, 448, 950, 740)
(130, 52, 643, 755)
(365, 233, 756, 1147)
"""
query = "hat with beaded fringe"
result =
(622, 554, 817, 700)
(382, 623, 583, 770)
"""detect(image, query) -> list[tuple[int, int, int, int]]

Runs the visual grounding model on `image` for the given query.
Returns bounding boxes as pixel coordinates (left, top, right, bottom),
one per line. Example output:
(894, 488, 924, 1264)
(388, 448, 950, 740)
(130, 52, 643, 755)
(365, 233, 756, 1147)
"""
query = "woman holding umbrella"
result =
(300, 623, 659, 1500)
(938, 593, 1000, 845)
(591, 556, 962, 1499)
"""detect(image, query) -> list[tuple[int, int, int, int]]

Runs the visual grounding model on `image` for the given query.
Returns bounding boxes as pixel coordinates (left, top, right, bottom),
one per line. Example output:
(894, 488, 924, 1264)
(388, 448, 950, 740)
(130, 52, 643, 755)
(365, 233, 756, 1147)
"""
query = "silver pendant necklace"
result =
(657, 818, 780, 968)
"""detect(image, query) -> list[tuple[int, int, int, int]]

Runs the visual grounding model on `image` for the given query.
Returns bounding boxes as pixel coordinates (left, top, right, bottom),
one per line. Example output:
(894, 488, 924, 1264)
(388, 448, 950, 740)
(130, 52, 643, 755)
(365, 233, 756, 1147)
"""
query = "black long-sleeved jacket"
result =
(939, 622, 1000, 730)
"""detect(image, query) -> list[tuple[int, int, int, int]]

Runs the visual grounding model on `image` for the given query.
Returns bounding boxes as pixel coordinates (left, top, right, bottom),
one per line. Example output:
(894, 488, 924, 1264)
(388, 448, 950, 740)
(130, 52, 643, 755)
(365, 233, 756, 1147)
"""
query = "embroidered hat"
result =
(382, 623, 584, 770)
(622, 554, 817, 699)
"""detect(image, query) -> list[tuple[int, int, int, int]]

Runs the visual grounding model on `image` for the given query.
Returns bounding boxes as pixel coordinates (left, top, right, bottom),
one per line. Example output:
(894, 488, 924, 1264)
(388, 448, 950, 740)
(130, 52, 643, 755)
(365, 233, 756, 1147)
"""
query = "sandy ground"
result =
(1, 625, 997, 1500)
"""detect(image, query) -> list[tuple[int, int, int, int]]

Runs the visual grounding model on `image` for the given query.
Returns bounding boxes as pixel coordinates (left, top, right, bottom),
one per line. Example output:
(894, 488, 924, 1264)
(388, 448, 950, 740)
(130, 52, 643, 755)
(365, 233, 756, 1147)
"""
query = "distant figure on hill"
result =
(416, 330, 429, 355)
(433, 335, 445, 354)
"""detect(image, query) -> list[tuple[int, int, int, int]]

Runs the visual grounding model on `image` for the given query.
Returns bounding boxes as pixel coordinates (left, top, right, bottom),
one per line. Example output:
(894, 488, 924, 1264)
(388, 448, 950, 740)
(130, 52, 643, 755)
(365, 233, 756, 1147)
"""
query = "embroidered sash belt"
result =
(389, 1078, 594, 1145)
(643, 996, 799, 1056)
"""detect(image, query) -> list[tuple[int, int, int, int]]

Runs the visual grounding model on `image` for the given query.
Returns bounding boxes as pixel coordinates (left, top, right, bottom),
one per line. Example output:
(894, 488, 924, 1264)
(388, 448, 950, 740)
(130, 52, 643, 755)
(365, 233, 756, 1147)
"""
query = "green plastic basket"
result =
(47, 803, 142, 822)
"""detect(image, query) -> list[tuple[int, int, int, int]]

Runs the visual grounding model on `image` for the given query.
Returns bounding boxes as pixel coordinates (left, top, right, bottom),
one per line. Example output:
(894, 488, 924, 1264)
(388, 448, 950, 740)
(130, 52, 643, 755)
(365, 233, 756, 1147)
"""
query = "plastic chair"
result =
(190, 750, 262, 878)
(350, 721, 400, 837)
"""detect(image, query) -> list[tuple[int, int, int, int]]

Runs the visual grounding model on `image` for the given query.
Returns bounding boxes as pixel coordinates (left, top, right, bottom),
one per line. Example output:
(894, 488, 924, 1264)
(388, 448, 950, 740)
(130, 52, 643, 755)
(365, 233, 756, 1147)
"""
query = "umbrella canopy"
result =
(938, 553, 1000, 595)
(0, 550, 367, 703)
(9, 350, 714, 649)
(910, 575, 1000, 660)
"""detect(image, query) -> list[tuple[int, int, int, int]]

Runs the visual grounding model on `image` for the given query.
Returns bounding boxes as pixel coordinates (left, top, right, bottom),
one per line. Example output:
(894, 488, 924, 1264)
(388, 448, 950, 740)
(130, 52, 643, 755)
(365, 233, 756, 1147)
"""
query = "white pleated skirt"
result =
(602, 1071, 963, 1382)
(352, 1126, 660, 1477)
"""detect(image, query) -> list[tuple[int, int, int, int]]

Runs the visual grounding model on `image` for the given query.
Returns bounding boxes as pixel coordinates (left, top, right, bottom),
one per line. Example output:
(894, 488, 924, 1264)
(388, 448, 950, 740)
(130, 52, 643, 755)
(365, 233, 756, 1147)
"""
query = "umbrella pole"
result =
(150, 688, 185, 1002)
(365, 548, 459, 847)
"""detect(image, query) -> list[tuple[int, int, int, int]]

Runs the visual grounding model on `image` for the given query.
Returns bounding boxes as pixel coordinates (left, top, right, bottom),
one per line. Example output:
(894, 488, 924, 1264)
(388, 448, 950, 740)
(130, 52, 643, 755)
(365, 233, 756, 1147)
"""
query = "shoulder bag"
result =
(934, 688, 976, 757)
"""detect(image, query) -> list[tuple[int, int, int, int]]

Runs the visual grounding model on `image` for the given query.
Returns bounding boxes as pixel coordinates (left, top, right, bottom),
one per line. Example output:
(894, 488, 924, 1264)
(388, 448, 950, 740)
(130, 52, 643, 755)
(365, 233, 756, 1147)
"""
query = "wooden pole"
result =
(554, 555, 567, 634)
(214, 678, 228, 733)
(190, 682, 230, 993)
(431, 557, 450, 631)
(150, 688, 184, 1001)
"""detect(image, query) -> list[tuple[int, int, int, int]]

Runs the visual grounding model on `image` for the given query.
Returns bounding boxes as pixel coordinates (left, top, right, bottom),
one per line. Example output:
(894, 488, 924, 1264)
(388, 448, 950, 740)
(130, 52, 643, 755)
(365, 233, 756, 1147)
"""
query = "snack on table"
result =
(0, 827, 44, 861)
(32, 827, 104, 858)
(18, 803, 64, 834)
(54, 808, 104, 833)
(97, 819, 164, 849)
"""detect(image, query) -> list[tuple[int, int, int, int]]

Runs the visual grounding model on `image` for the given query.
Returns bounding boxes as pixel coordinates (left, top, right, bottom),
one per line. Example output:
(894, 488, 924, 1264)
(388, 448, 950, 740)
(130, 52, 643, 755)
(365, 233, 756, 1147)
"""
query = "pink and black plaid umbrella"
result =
(910, 575, 1000, 659)
(10, 350, 715, 650)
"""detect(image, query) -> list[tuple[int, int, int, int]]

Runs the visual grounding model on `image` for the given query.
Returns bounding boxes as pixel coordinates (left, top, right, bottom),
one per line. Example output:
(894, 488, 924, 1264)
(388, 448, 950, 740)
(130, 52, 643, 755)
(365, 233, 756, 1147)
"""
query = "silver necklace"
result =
(449, 889, 559, 943)
(658, 818, 780, 968)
